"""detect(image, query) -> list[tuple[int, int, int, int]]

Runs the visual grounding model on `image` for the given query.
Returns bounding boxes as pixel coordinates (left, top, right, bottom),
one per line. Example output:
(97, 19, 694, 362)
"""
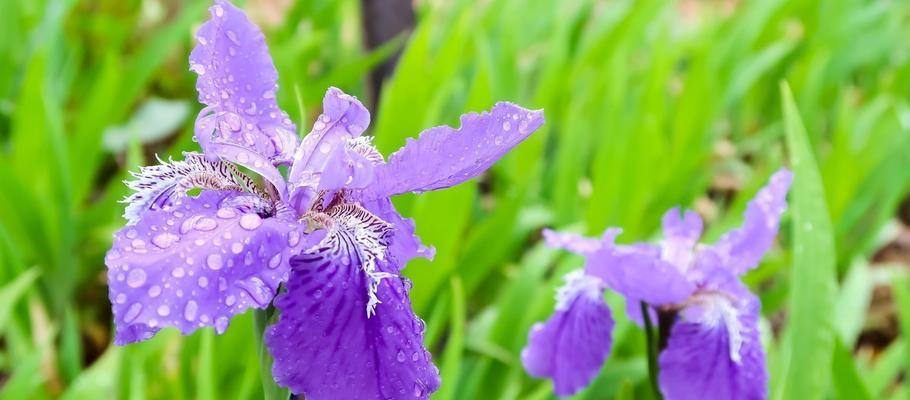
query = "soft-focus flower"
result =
(523, 169, 792, 399)
(105, 1, 544, 399)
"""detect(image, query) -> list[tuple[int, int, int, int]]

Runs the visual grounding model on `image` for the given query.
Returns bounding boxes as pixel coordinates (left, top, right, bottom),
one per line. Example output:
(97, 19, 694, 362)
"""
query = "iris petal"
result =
(707, 169, 793, 276)
(266, 204, 439, 399)
(366, 102, 544, 198)
(658, 282, 766, 400)
(522, 271, 613, 396)
(106, 190, 309, 344)
(190, 0, 297, 174)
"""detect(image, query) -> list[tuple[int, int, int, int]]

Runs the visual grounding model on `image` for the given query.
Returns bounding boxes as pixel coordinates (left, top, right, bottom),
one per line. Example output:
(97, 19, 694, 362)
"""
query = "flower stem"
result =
(253, 307, 290, 400)
(640, 301, 663, 399)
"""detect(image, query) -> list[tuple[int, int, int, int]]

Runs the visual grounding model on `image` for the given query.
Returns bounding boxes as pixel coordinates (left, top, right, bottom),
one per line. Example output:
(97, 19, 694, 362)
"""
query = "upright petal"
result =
(365, 103, 544, 198)
(708, 169, 793, 276)
(660, 208, 703, 270)
(287, 88, 371, 208)
(522, 271, 613, 396)
(266, 204, 439, 399)
(106, 190, 309, 344)
(586, 241, 695, 306)
(658, 284, 767, 400)
(190, 0, 297, 179)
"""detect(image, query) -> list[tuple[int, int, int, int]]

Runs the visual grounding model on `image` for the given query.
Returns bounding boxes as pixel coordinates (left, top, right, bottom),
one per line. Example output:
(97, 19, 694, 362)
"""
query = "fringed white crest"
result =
(347, 136, 385, 165)
(121, 152, 263, 224)
(304, 202, 394, 317)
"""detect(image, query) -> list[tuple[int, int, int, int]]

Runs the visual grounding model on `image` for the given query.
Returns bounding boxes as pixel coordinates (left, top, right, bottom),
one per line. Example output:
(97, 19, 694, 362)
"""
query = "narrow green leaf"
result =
(777, 81, 837, 400)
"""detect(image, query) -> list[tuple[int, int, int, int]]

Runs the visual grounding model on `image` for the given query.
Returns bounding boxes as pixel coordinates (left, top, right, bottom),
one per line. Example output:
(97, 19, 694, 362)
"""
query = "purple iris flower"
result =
(105, 1, 544, 399)
(523, 169, 792, 399)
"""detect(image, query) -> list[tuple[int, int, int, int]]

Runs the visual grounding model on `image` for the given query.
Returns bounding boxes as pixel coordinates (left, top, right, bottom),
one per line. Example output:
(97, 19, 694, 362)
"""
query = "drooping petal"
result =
(190, 0, 297, 167)
(121, 152, 263, 224)
(266, 204, 439, 399)
(521, 271, 613, 396)
(106, 190, 310, 344)
(660, 208, 703, 270)
(365, 103, 544, 199)
(586, 241, 695, 306)
(658, 283, 766, 400)
(287, 88, 371, 208)
(708, 169, 793, 276)
(542, 228, 620, 256)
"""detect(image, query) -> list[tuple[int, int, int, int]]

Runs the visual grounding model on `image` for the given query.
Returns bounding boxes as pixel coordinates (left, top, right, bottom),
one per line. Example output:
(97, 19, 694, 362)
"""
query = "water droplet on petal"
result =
(124, 303, 142, 323)
(502, 121, 511, 131)
(207, 254, 224, 270)
(236, 152, 250, 163)
(216, 208, 237, 219)
(184, 301, 198, 321)
(126, 269, 147, 288)
(231, 242, 244, 254)
(213, 4, 224, 17)
(287, 231, 300, 247)
(126, 229, 138, 239)
(215, 316, 230, 334)
(152, 233, 180, 249)
(172, 267, 186, 278)
(225, 295, 236, 306)
(115, 293, 127, 304)
(225, 30, 240, 45)
(396, 350, 406, 362)
(157, 305, 170, 316)
(148, 285, 162, 297)
(198, 276, 209, 288)
(268, 253, 282, 269)
(239, 213, 262, 230)
(195, 218, 217, 231)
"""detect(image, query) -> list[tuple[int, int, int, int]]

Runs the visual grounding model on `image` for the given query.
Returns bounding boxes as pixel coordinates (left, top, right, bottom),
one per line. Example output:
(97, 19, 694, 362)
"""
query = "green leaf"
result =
(777, 82, 837, 400)
(0, 269, 39, 334)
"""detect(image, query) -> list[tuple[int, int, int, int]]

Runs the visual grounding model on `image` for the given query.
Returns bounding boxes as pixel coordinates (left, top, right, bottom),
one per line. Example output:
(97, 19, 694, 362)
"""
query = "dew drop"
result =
(152, 233, 179, 249)
(502, 121, 511, 131)
(172, 267, 186, 278)
(124, 303, 142, 323)
(231, 242, 244, 254)
(207, 254, 224, 270)
(225, 30, 240, 45)
(115, 293, 127, 304)
(213, 4, 224, 17)
(126, 229, 138, 239)
(195, 218, 218, 231)
(237, 152, 250, 163)
(148, 285, 162, 298)
(287, 231, 300, 247)
(396, 350, 406, 362)
(225, 295, 236, 306)
(239, 213, 262, 230)
(184, 301, 198, 321)
(268, 253, 282, 269)
(126, 269, 147, 288)
(215, 316, 230, 334)
(262, 89, 275, 99)
(313, 120, 326, 131)
(216, 208, 237, 219)
(198, 276, 209, 288)
(318, 142, 331, 154)
(157, 305, 171, 316)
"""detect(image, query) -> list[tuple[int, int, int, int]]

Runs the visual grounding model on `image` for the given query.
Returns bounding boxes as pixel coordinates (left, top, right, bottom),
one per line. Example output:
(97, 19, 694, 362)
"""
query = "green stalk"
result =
(253, 308, 290, 400)
(640, 301, 663, 399)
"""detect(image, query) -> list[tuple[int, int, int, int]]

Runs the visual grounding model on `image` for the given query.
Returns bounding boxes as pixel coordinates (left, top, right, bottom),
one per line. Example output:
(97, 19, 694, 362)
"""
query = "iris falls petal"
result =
(658, 283, 766, 400)
(522, 271, 613, 396)
(106, 190, 308, 344)
(266, 203, 439, 399)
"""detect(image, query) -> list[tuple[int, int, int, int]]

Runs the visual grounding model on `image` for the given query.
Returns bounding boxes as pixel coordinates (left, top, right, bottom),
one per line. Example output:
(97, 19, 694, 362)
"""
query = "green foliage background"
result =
(1, 0, 910, 399)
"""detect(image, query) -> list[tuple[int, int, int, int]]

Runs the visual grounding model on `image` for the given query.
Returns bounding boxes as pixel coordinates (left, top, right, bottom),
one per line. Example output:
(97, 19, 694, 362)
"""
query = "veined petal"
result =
(266, 205, 439, 399)
(658, 283, 766, 400)
(121, 152, 262, 225)
(522, 271, 613, 396)
(586, 241, 695, 306)
(288, 87, 371, 202)
(190, 0, 298, 165)
(365, 102, 544, 198)
(707, 169, 793, 276)
(660, 208, 703, 271)
(106, 190, 310, 344)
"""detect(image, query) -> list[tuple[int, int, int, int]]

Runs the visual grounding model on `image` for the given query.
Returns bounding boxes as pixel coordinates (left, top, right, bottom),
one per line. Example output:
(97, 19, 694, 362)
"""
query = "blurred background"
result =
(1, 0, 910, 398)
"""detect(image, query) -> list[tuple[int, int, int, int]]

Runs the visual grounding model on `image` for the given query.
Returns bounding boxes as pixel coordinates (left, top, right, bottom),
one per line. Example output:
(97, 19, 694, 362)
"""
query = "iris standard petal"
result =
(586, 241, 696, 306)
(106, 190, 308, 344)
(366, 102, 544, 198)
(266, 204, 439, 399)
(660, 207, 703, 270)
(522, 271, 613, 396)
(658, 283, 766, 400)
(190, 0, 298, 166)
(708, 169, 793, 276)
(287, 88, 371, 197)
